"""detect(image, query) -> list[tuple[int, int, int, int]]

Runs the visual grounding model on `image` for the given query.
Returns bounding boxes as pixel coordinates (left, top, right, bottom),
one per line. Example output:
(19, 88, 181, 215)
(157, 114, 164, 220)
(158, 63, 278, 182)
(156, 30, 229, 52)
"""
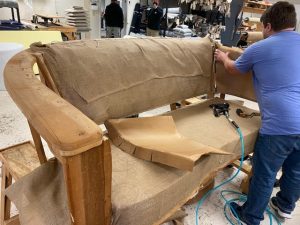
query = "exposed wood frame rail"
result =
(4, 50, 112, 225)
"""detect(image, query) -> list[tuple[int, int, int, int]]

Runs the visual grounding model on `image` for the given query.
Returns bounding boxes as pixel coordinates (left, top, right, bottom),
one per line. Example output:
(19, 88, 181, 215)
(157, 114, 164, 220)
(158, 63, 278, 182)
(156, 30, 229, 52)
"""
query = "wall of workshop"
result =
(0, 0, 102, 38)
(0, 0, 140, 37)
(33, 0, 84, 17)
(0, 0, 138, 37)
(0, 0, 83, 20)
(2, 1, 299, 37)
(123, 0, 139, 35)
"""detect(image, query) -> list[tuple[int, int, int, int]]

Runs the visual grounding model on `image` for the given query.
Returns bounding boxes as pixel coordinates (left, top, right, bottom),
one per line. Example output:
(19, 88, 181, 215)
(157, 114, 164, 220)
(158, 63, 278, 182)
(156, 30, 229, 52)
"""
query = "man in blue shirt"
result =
(215, 1, 300, 225)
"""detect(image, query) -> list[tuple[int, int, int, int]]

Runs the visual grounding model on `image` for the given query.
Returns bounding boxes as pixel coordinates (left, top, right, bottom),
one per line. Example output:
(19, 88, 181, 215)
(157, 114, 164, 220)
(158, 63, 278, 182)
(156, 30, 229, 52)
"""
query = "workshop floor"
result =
(1, 90, 299, 225)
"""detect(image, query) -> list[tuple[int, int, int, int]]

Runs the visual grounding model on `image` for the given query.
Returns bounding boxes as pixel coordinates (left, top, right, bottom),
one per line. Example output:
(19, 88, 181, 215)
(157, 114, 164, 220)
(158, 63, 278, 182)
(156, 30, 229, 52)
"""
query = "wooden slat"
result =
(4, 215, 20, 225)
(62, 138, 112, 225)
(0, 142, 40, 180)
(183, 97, 203, 106)
(4, 50, 102, 157)
(170, 103, 177, 111)
(243, 6, 266, 14)
(232, 160, 252, 194)
(28, 122, 47, 164)
(1, 167, 12, 225)
(232, 160, 252, 174)
(34, 53, 60, 95)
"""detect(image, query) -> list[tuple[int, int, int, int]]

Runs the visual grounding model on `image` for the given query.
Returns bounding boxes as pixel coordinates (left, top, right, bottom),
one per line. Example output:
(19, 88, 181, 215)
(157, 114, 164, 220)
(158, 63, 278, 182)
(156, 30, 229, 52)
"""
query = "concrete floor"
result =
(1, 90, 300, 225)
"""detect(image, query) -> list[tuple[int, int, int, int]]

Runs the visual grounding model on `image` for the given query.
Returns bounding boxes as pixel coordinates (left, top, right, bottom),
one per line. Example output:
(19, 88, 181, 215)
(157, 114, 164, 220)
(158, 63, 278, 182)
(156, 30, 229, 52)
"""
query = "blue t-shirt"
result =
(235, 31, 300, 135)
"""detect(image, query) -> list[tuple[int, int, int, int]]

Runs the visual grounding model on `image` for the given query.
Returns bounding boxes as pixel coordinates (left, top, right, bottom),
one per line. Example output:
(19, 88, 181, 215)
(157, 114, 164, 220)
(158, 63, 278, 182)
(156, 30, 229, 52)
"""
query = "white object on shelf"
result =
(0, 43, 24, 91)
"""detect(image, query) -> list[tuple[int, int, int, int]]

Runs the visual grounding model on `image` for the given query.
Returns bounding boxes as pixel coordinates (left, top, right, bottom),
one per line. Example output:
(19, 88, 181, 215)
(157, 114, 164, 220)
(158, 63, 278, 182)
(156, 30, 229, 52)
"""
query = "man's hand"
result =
(214, 49, 244, 76)
(214, 49, 230, 63)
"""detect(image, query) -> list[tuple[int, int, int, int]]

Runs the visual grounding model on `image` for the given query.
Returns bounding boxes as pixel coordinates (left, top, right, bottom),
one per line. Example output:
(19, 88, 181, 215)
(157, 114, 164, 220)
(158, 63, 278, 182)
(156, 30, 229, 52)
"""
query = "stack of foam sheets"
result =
(65, 6, 90, 32)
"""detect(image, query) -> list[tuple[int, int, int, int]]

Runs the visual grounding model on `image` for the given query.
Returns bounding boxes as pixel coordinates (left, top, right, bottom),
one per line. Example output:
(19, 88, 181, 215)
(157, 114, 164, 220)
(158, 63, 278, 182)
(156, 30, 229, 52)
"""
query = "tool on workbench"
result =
(236, 108, 260, 118)
(210, 103, 239, 129)
(31, 14, 64, 27)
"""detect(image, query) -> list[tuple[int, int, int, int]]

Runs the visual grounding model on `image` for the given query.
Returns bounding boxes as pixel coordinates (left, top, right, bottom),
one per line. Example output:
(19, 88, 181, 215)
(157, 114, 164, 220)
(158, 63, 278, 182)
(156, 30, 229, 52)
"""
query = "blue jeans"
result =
(240, 133, 300, 225)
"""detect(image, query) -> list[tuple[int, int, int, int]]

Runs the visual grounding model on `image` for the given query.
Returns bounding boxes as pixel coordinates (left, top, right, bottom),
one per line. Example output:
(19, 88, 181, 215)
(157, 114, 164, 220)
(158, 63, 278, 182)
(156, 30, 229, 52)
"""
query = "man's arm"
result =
(119, 7, 124, 29)
(214, 49, 245, 76)
(158, 7, 163, 18)
(148, 8, 153, 18)
(104, 6, 108, 20)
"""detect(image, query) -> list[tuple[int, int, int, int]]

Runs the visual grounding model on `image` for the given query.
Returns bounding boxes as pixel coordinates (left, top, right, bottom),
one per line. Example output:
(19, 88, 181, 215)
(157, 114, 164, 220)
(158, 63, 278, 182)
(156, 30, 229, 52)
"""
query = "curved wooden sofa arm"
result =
(4, 50, 112, 225)
(4, 50, 103, 158)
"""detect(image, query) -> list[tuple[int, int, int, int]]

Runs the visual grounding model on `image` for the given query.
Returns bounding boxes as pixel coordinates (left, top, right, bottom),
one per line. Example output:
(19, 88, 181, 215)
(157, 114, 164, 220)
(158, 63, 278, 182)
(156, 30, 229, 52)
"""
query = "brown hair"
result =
(260, 1, 297, 31)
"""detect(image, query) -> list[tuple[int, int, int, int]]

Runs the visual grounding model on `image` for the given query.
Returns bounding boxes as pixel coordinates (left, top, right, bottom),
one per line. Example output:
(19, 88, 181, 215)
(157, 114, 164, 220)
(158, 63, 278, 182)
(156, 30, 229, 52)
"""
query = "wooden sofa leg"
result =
(62, 138, 112, 225)
(170, 103, 177, 111)
(4, 215, 20, 225)
(28, 122, 47, 164)
(1, 166, 12, 225)
(241, 169, 252, 194)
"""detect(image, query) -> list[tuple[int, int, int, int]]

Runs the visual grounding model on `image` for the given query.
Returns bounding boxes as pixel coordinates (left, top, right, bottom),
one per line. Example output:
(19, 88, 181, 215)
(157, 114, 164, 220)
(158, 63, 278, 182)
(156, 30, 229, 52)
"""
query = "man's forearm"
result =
(223, 58, 240, 75)
(215, 49, 245, 76)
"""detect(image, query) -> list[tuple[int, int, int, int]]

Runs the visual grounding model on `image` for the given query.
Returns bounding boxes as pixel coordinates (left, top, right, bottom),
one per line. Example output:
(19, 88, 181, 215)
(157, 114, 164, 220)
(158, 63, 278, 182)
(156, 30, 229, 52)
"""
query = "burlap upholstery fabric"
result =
(5, 98, 260, 225)
(215, 45, 256, 101)
(31, 37, 213, 124)
(5, 159, 71, 225)
(247, 32, 263, 43)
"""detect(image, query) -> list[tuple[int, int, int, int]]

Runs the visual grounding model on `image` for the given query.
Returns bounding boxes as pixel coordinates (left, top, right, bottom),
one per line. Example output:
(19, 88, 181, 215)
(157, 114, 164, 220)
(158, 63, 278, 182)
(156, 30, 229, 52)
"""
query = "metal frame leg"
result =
(11, 8, 15, 21)
(16, 8, 21, 23)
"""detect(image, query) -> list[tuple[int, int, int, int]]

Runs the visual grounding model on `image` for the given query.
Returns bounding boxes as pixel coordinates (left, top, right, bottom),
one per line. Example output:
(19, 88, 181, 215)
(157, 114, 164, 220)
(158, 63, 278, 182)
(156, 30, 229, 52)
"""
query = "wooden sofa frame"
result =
(3, 41, 256, 225)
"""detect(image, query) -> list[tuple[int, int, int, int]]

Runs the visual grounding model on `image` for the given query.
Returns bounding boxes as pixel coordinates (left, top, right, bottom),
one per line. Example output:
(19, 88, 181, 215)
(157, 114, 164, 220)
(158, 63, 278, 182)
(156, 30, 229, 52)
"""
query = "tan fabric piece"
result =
(247, 32, 263, 44)
(215, 45, 256, 101)
(5, 159, 71, 225)
(31, 37, 213, 124)
(5, 98, 260, 225)
(106, 116, 230, 171)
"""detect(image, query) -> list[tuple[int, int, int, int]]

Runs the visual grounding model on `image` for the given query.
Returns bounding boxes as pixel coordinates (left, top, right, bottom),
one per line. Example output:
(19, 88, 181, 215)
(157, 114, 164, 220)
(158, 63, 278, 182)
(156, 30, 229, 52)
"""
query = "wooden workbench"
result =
(36, 24, 77, 40)
(23, 21, 77, 40)
(243, 0, 272, 15)
(243, 6, 266, 14)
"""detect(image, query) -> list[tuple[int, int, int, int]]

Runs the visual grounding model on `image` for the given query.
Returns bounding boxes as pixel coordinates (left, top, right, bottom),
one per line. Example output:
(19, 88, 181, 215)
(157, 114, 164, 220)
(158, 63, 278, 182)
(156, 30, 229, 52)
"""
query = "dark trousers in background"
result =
(146, 28, 159, 37)
(106, 26, 121, 38)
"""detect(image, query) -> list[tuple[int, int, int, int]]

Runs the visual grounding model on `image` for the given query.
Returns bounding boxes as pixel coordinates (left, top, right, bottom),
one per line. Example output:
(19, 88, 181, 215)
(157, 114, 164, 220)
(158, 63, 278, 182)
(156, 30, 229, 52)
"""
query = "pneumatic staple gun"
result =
(210, 103, 239, 129)
(210, 103, 230, 117)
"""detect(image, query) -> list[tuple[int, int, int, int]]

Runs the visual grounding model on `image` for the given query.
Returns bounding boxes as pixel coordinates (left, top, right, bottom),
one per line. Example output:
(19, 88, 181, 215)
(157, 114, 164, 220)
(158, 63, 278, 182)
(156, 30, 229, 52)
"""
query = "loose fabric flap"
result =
(215, 44, 256, 101)
(5, 159, 72, 225)
(105, 116, 230, 171)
